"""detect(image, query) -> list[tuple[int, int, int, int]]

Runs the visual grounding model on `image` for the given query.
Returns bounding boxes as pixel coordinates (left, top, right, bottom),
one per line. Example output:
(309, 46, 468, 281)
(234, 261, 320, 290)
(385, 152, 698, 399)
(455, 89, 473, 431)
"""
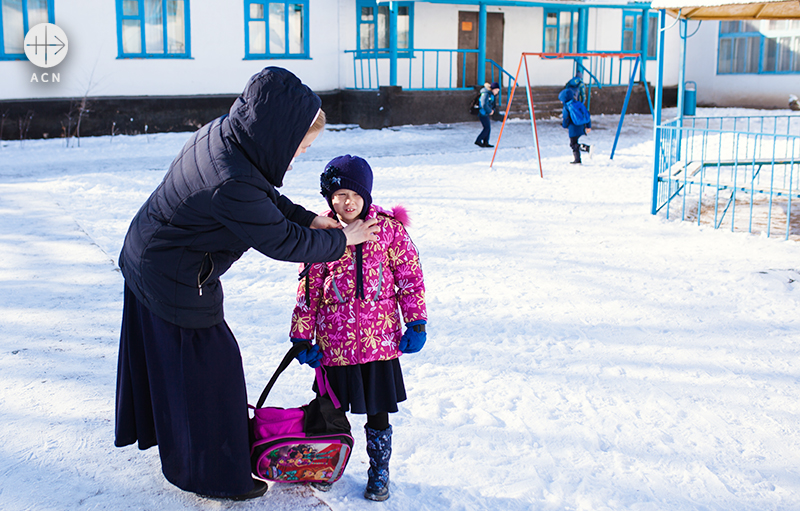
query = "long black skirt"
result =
(115, 285, 253, 497)
(323, 359, 407, 416)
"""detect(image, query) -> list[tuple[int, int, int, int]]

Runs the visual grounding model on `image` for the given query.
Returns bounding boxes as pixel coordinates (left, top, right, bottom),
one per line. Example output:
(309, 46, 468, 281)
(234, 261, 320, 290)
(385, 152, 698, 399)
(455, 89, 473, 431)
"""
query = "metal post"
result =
(677, 18, 687, 125)
(611, 56, 640, 160)
(390, 2, 398, 86)
(478, 3, 487, 85)
(640, 8, 648, 86)
(651, 10, 667, 215)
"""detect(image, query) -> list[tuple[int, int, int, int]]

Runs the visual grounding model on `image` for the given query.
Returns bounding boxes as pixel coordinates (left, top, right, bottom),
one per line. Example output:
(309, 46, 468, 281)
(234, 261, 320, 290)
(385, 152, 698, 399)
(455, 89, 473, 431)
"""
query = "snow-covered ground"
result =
(1, 108, 799, 511)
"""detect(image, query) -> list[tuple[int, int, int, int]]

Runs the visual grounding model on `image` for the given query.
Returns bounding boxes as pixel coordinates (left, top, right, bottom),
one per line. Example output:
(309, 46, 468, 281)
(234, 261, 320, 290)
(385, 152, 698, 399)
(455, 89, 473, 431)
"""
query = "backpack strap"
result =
(254, 344, 344, 410)
(315, 366, 342, 409)
(255, 343, 308, 409)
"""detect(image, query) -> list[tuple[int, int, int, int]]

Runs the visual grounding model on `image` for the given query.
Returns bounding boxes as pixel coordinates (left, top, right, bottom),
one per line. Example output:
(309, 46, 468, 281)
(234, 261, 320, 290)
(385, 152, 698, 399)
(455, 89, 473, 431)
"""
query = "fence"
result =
(346, 49, 516, 107)
(346, 48, 478, 91)
(652, 114, 800, 240)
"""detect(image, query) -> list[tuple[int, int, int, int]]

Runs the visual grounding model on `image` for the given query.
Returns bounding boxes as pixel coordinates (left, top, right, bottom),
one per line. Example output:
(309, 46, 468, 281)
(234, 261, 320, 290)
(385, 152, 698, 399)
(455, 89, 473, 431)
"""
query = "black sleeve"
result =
(275, 191, 318, 227)
(210, 180, 345, 263)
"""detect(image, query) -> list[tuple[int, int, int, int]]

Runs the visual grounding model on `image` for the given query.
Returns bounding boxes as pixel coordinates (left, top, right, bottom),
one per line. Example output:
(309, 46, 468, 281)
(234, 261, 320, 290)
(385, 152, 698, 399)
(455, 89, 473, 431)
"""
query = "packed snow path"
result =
(1, 110, 799, 510)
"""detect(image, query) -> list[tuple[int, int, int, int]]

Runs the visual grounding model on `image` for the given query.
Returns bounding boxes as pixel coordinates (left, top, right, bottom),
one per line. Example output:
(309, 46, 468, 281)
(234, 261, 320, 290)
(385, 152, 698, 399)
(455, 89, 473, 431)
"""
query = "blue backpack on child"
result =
(566, 99, 591, 126)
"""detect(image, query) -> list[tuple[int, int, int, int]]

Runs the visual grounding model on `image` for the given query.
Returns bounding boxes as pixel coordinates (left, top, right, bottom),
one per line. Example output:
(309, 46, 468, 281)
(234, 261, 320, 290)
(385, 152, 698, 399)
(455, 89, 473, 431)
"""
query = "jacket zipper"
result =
(331, 277, 345, 303)
(372, 262, 383, 302)
(197, 252, 214, 296)
(355, 298, 362, 364)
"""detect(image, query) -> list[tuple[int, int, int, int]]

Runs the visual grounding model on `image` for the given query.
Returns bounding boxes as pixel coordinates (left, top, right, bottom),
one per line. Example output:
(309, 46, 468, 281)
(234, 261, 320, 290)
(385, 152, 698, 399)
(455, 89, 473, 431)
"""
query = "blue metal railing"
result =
(486, 58, 517, 109)
(346, 48, 479, 90)
(653, 114, 800, 239)
(345, 49, 517, 109)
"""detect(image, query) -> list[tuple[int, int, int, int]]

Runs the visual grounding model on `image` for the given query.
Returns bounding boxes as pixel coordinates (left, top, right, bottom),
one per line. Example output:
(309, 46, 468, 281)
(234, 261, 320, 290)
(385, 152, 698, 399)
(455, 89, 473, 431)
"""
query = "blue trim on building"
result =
(621, 9, 657, 60)
(115, 0, 192, 59)
(244, 0, 310, 59)
(356, 0, 414, 59)
(543, 7, 580, 54)
(717, 20, 800, 75)
(0, 0, 55, 61)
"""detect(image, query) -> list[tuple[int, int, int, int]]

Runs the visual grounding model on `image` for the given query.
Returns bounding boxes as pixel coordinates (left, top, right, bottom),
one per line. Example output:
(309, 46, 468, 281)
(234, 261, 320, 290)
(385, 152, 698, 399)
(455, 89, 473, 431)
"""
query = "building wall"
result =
(683, 20, 798, 109)
(3, 0, 344, 100)
(10, 1, 778, 112)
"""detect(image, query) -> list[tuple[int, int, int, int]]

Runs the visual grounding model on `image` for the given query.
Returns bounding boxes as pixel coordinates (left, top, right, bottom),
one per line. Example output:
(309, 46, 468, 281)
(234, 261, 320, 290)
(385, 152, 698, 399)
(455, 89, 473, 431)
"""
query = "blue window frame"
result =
(0, 0, 53, 60)
(115, 0, 190, 58)
(543, 9, 579, 54)
(621, 10, 658, 59)
(356, 0, 413, 58)
(245, 1, 309, 59)
(718, 20, 800, 74)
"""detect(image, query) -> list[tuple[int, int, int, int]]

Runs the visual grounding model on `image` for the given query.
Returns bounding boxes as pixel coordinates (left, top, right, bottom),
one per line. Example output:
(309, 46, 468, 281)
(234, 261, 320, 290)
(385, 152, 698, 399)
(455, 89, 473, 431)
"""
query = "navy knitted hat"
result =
(320, 155, 373, 218)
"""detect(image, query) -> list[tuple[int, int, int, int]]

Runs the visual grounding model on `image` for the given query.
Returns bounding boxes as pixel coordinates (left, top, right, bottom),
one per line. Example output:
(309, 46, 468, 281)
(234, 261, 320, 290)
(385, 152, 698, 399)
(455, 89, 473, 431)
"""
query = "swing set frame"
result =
(490, 52, 652, 176)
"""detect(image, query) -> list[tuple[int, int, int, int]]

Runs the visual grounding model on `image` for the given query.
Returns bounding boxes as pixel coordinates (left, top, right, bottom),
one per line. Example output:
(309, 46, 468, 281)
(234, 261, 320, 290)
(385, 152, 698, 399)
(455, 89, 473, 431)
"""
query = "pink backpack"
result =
(249, 344, 354, 484)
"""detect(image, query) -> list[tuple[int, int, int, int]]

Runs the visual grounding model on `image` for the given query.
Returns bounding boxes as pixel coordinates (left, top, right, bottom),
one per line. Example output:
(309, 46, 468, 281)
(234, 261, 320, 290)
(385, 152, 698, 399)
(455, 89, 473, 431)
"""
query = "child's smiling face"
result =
(331, 189, 364, 224)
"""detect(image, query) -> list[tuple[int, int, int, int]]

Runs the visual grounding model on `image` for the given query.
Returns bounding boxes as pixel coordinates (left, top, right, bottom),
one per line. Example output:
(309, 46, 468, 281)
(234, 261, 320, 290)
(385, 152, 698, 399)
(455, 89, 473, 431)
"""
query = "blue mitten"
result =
(398, 320, 427, 354)
(291, 338, 323, 368)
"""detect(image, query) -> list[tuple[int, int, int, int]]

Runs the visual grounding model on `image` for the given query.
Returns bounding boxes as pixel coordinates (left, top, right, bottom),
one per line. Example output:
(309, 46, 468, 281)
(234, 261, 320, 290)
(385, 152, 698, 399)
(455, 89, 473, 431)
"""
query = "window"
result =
(718, 20, 800, 74)
(543, 9, 578, 54)
(245, 1, 308, 59)
(356, 0, 413, 58)
(116, 0, 190, 58)
(0, 0, 52, 60)
(621, 10, 658, 59)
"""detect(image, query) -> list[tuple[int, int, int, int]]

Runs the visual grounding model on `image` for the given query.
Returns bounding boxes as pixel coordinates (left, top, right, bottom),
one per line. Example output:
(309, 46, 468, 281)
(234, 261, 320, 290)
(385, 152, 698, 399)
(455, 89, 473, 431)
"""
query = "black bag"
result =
(249, 344, 354, 484)
(469, 93, 480, 115)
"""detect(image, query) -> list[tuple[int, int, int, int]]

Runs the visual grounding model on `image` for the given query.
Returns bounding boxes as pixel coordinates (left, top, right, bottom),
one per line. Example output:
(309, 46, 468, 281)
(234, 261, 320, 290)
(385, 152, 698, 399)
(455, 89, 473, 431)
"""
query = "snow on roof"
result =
(649, 0, 800, 19)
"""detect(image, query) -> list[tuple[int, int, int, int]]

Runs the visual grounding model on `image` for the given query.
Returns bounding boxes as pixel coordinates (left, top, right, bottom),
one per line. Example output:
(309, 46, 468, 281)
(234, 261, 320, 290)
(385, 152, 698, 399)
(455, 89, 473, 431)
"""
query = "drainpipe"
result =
(677, 18, 687, 127)
(478, 2, 487, 85)
(640, 8, 648, 86)
(651, 9, 667, 216)
(390, 1, 398, 86)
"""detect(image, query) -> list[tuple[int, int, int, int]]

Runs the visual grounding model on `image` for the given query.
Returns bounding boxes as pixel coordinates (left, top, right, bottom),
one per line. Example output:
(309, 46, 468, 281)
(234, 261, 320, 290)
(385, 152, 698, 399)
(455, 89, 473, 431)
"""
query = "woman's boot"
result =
(364, 425, 392, 501)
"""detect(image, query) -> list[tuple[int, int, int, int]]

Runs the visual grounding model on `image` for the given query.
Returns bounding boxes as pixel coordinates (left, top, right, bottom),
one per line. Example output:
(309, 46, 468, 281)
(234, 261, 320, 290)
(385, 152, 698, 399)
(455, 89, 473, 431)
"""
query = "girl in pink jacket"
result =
(289, 155, 427, 501)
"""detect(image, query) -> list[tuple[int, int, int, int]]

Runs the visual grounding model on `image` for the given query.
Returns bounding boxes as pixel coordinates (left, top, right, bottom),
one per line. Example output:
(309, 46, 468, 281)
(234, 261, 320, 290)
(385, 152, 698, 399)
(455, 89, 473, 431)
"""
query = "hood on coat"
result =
(227, 67, 321, 188)
(558, 87, 576, 105)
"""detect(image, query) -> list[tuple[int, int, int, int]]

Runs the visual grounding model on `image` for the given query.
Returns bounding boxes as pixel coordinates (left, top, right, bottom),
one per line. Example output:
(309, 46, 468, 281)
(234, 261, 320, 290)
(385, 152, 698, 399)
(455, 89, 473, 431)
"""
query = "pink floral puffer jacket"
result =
(290, 204, 426, 367)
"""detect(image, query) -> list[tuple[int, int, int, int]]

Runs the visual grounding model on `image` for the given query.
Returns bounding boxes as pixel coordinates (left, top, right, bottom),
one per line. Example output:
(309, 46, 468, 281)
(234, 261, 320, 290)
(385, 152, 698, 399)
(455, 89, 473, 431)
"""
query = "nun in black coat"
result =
(115, 67, 378, 500)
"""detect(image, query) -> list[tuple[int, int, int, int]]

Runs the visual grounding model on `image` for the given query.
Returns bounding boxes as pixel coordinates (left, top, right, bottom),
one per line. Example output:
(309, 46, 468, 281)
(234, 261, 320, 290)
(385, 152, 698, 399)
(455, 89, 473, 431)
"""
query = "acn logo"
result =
(24, 23, 68, 68)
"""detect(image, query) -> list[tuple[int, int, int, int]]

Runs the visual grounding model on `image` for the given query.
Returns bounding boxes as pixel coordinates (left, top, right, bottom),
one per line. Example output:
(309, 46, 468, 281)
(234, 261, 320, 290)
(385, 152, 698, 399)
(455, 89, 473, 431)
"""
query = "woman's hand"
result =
(310, 215, 342, 230)
(343, 218, 379, 245)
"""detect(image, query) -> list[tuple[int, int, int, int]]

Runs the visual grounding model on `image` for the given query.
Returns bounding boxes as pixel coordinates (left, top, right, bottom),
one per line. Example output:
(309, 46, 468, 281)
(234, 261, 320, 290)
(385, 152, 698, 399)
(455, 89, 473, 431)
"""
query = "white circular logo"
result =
(24, 23, 68, 68)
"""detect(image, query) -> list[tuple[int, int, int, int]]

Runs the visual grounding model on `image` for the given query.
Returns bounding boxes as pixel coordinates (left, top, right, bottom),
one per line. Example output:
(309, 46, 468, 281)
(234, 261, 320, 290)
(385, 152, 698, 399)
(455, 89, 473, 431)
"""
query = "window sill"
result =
(244, 55, 311, 60)
(116, 55, 193, 60)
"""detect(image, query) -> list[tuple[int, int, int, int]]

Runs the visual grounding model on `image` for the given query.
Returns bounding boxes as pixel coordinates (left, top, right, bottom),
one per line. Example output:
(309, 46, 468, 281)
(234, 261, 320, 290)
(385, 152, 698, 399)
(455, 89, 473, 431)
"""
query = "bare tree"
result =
(0, 109, 8, 146)
(18, 110, 34, 147)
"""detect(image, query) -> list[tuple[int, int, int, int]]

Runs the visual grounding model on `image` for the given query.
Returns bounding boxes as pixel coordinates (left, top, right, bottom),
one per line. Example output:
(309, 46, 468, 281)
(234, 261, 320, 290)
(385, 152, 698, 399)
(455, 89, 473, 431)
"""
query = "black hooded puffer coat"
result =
(119, 67, 346, 329)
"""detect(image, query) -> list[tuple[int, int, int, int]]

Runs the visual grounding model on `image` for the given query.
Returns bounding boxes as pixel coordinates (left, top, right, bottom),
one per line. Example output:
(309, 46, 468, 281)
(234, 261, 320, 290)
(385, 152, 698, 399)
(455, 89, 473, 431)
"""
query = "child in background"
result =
(474, 82, 500, 148)
(289, 155, 428, 502)
(559, 80, 592, 164)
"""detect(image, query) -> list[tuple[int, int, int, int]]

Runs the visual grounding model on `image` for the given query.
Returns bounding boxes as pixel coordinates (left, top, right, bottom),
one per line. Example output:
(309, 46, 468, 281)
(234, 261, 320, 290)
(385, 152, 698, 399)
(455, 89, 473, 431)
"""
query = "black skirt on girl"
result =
(323, 359, 406, 415)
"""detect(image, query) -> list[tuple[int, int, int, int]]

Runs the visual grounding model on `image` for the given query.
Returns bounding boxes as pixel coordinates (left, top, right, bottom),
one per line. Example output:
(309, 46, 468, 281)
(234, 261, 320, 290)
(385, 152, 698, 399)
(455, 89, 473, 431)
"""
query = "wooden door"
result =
(457, 11, 505, 88)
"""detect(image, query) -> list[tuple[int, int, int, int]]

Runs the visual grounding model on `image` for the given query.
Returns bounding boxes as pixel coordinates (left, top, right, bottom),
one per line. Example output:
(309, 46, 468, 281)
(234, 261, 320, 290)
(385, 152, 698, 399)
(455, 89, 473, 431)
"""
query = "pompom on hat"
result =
(320, 155, 373, 219)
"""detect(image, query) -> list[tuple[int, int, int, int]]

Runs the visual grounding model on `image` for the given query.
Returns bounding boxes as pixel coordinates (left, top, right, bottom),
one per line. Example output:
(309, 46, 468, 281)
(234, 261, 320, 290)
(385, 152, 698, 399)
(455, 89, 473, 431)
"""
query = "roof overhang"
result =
(649, 0, 800, 19)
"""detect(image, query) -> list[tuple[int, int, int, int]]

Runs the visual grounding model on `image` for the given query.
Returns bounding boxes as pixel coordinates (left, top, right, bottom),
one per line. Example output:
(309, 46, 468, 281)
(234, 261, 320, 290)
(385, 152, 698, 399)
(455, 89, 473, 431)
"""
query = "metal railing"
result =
(346, 48, 478, 90)
(346, 49, 517, 108)
(569, 53, 644, 88)
(653, 114, 800, 240)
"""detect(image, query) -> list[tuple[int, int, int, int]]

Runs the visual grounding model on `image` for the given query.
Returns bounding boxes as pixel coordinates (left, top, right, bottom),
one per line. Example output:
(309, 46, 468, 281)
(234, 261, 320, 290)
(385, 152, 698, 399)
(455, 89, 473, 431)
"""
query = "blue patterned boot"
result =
(364, 425, 392, 501)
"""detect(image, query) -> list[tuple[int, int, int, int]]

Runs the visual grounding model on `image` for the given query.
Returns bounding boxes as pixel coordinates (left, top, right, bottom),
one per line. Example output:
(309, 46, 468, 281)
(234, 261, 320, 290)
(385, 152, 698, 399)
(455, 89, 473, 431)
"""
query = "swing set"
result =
(490, 52, 653, 176)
